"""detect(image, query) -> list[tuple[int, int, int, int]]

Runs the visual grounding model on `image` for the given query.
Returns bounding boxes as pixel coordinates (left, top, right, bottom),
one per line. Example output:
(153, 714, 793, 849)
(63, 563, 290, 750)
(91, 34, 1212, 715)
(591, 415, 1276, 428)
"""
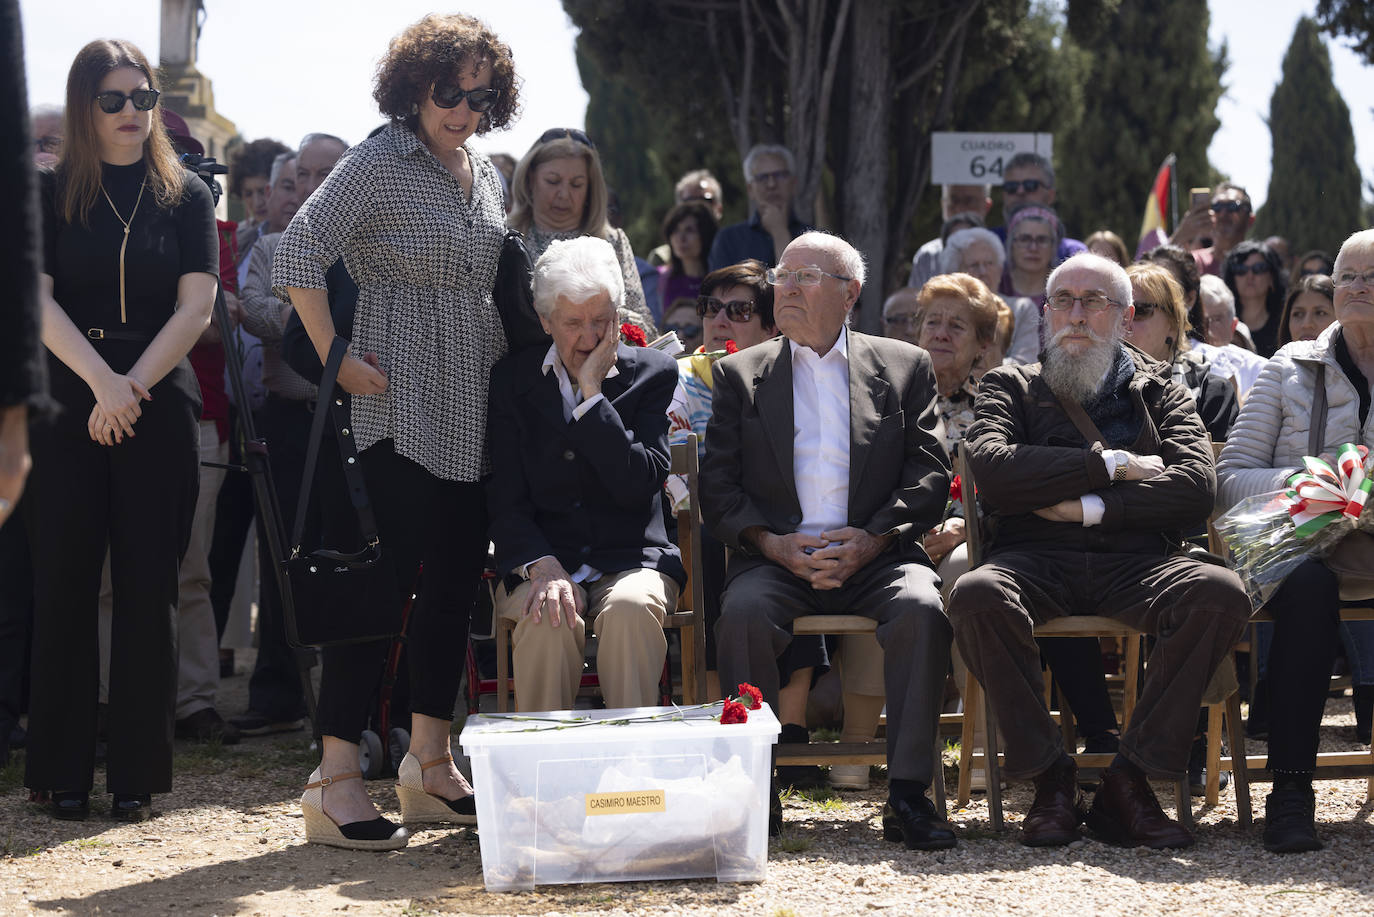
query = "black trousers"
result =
(243, 396, 311, 720)
(316, 441, 487, 743)
(23, 393, 198, 794)
(0, 498, 33, 748)
(1266, 559, 1344, 772)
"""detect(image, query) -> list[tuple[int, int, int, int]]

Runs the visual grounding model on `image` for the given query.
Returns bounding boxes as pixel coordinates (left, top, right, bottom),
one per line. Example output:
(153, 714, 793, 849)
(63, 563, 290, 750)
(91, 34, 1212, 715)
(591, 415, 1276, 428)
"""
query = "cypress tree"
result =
(1254, 17, 1364, 258)
(1054, 0, 1225, 246)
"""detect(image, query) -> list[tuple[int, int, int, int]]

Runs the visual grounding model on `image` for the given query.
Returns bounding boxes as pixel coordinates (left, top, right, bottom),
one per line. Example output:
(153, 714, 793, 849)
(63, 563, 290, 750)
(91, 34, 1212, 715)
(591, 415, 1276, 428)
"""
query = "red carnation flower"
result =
(736, 683, 762, 710)
(720, 699, 749, 724)
(949, 474, 962, 503)
(724, 340, 739, 354)
(620, 322, 647, 347)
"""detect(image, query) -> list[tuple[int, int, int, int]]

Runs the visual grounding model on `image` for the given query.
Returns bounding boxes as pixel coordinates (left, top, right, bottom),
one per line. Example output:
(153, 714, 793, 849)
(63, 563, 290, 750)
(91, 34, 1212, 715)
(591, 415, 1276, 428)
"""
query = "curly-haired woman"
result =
(228, 136, 290, 272)
(273, 12, 520, 850)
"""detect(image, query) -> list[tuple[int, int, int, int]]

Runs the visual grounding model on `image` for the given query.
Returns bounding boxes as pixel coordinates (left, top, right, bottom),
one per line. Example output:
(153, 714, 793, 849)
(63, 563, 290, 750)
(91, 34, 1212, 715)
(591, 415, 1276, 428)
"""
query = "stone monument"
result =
(158, 0, 237, 177)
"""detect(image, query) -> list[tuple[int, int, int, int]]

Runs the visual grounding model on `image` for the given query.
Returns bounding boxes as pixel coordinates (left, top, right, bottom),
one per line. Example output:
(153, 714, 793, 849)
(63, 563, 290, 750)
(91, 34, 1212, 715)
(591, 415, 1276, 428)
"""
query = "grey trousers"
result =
(948, 550, 1250, 780)
(716, 558, 949, 784)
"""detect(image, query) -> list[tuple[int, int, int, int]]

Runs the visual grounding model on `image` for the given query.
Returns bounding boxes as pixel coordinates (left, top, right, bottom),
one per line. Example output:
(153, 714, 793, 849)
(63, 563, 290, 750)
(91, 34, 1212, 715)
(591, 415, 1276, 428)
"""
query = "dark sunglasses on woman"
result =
(696, 296, 757, 322)
(431, 83, 500, 112)
(538, 127, 596, 151)
(1232, 262, 1270, 277)
(95, 89, 160, 114)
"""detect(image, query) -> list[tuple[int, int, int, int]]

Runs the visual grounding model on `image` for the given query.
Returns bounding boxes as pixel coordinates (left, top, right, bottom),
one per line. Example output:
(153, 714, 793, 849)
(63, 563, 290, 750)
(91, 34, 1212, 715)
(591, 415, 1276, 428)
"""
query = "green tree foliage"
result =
(1254, 18, 1364, 257)
(1316, 0, 1374, 66)
(1054, 0, 1225, 249)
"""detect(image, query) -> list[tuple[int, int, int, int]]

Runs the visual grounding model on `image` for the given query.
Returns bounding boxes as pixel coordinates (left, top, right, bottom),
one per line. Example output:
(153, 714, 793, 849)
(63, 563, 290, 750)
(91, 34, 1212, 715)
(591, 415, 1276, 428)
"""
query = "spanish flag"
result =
(1136, 154, 1176, 256)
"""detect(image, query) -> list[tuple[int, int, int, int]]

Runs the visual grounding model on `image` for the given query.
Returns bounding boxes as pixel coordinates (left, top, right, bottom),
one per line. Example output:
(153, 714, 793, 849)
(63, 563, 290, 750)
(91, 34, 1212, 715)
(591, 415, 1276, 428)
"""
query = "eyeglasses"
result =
(1002, 178, 1047, 194)
(1012, 233, 1053, 248)
(35, 135, 63, 154)
(1231, 262, 1270, 277)
(538, 127, 596, 151)
(696, 296, 757, 322)
(765, 267, 851, 287)
(1046, 291, 1121, 312)
(94, 89, 159, 114)
(431, 83, 500, 113)
(1132, 301, 1160, 319)
(1210, 200, 1249, 215)
(883, 314, 921, 329)
(1334, 269, 1374, 288)
(750, 169, 792, 186)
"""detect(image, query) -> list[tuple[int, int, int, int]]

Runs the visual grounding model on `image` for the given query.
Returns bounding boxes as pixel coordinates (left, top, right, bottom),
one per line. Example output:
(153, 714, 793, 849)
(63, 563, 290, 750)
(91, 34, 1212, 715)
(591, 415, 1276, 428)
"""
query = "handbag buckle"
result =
(87, 328, 106, 340)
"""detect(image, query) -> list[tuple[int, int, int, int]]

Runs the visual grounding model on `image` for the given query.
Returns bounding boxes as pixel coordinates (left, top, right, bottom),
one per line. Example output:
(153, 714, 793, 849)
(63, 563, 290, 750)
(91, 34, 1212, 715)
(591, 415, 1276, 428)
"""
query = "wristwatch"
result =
(1112, 450, 1129, 482)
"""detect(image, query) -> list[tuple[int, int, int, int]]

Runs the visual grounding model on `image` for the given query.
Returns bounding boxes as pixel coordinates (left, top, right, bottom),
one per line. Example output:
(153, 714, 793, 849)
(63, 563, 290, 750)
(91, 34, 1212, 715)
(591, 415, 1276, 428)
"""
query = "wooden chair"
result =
(493, 433, 707, 712)
(954, 443, 1251, 830)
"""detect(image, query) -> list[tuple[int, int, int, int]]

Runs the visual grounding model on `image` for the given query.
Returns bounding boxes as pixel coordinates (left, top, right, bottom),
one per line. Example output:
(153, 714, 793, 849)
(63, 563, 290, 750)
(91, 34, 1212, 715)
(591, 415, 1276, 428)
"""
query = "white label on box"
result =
(930, 132, 1054, 185)
(584, 789, 666, 816)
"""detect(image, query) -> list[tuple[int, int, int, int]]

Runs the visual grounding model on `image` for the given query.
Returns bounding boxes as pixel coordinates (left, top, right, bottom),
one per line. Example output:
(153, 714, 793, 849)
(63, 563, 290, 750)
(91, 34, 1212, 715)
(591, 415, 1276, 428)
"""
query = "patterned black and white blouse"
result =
(273, 123, 508, 482)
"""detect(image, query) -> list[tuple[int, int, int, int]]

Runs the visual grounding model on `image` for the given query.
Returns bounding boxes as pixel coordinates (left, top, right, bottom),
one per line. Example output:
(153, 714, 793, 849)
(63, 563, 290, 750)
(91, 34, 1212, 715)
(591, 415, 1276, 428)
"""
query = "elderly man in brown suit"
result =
(702, 231, 955, 851)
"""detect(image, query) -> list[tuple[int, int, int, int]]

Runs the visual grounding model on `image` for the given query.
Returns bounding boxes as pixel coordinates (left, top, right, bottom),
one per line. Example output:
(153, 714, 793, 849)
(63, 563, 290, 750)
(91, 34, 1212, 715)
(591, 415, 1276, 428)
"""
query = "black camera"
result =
(180, 152, 228, 205)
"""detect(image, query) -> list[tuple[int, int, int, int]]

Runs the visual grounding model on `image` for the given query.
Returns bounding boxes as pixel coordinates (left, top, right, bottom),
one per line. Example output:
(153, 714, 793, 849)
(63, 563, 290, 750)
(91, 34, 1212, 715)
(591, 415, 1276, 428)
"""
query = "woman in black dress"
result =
(26, 39, 218, 822)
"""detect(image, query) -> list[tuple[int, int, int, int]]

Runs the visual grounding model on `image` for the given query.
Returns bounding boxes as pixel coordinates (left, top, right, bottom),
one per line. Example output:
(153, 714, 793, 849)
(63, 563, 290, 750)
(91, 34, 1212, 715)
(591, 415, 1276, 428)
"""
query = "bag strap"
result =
(1057, 392, 1110, 448)
(1309, 363, 1328, 457)
(291, 338, 378, 552)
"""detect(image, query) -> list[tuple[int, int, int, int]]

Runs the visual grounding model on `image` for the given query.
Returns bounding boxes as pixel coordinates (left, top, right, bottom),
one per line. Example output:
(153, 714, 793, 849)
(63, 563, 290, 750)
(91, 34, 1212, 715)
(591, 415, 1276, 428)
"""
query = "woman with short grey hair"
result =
(941, 227, 1040, 364)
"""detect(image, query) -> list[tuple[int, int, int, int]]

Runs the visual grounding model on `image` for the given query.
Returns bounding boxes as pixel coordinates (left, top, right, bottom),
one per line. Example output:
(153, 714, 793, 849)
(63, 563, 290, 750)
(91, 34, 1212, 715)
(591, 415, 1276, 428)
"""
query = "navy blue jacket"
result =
(486, 341, 686, 591)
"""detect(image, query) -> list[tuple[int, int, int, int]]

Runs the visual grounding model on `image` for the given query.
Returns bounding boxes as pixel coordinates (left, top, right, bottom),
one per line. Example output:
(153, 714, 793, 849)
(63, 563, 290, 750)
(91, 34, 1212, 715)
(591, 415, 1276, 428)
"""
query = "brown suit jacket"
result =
(700, 331, 950, 583)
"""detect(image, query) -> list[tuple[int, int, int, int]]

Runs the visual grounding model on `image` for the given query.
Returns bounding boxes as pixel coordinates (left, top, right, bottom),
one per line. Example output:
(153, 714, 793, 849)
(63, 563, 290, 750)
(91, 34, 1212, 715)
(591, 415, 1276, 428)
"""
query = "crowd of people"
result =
(4, 8, 1374, 868)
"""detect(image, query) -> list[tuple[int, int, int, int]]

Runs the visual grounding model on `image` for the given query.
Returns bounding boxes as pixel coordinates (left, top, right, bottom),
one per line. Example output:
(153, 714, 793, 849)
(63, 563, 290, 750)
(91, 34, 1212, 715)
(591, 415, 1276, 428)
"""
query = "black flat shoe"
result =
(51, 791, 90, 821)
(882, 796, 957, 851)
(111, 793, 153, 822)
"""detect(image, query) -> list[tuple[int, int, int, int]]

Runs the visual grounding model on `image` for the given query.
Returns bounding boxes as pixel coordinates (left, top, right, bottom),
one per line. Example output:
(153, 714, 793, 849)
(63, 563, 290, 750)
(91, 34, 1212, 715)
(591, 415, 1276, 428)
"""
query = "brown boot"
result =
(1021, 756, 1085, 847)
(1086, 765, 1194, 849)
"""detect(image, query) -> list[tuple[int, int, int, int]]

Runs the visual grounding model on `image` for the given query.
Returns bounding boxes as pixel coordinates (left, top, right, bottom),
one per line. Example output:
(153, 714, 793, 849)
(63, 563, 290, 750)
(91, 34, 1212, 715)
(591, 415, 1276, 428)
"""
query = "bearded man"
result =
(946, 253, 1249, 850)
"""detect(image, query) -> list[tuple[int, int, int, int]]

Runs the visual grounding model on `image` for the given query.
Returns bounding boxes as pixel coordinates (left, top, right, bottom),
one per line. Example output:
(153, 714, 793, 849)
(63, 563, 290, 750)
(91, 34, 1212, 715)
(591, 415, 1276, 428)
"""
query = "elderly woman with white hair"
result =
(940, 227, 1040, 364)
(486, 235, 686, 714)
(1218, 228, 1374, 854)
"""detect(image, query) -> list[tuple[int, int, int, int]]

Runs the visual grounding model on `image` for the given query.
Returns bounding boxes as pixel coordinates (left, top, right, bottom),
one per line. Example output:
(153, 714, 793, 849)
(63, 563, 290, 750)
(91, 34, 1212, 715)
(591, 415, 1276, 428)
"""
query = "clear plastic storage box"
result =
(459, 702, 780, 891)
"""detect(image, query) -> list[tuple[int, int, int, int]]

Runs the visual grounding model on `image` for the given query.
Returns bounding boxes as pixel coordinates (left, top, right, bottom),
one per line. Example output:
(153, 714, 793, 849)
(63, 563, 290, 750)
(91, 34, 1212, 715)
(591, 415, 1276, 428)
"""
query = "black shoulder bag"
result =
(281, 337, 402, 646)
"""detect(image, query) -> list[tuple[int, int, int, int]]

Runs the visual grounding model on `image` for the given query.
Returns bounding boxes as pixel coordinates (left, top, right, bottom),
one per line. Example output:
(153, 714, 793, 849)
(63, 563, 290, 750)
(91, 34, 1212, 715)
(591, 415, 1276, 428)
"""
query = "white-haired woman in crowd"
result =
(940, 227, 1040, 364)
(1218, 228, 1374, 854)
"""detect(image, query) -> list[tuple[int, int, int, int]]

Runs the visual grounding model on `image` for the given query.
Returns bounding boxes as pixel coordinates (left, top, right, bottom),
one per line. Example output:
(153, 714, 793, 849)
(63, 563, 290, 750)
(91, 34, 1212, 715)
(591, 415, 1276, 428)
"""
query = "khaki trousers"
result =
(495, 567, 679, 712)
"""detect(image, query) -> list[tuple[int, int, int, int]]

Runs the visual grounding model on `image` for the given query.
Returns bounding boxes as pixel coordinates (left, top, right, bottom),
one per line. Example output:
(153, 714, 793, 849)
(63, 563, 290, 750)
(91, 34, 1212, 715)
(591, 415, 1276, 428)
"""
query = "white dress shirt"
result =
(790, 328, 851, 538)
(520, 344, 623, 582)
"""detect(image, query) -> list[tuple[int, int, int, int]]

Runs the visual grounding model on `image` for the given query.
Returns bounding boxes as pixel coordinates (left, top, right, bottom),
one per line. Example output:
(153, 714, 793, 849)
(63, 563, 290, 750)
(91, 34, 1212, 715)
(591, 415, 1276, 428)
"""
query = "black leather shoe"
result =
(1187, 735, 1231, 797)
(176, 708, 242, 745)
(51, 791, 90, 821)
(1022, 758, 1086, 847)
(882, 795, 957, 850)
(112, 794, 153, 822)
(1086, 766, 1194, 849)
(1263, 784, 1323, 853)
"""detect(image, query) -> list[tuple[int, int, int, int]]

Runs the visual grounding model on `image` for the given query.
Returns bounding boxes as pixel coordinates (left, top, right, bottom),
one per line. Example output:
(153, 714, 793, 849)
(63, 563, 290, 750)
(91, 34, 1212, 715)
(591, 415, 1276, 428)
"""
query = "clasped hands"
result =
(762, 526, 890, 591)
(87, 369, 151, 446)
(1031, 450, 1165, 521)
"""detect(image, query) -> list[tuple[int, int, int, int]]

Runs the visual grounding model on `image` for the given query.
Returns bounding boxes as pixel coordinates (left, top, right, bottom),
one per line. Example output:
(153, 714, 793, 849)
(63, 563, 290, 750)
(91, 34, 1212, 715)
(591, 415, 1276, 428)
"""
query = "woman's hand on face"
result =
(87, 370, 151, 444)
(336, 353, 388, 396)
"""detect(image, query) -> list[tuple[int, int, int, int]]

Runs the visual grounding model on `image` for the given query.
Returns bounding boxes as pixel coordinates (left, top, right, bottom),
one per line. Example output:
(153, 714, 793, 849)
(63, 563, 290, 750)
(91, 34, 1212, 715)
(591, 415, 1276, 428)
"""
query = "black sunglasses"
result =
(95, 89, 159, 114)
(1232, 261, 1270, 276)
(539, 127, 596, 151)
(1210, 200, 1249, 215)
(1002, 178, 1046, 194)
(1132, 301, 1160, 319)
(696, 296, 757, 322)
(431, 83, 499, 113)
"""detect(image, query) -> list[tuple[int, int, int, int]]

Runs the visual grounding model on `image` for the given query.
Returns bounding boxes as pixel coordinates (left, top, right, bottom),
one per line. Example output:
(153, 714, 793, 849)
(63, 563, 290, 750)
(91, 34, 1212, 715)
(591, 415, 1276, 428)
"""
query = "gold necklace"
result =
(99, 180, 147, 324)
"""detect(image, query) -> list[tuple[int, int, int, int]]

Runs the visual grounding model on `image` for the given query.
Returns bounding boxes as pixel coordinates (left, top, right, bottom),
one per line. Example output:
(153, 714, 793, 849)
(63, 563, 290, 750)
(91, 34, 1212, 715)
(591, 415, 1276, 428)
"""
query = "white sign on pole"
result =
(930, 132, 1054, 186)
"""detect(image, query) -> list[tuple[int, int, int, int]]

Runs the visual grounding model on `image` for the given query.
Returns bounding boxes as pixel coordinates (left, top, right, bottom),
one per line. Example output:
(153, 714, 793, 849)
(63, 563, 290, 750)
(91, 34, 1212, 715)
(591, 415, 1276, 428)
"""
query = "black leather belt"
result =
(87, 327, 153, 343)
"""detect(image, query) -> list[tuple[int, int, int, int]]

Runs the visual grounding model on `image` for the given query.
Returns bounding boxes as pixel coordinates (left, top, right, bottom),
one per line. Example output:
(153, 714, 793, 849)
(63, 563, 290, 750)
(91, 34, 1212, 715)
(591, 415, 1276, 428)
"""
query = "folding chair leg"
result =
(933, 742, 947, 819)
(958, 671, 979, 807)
(1224, 690, 1252, 828)
(983, 687, 1004, 831)
(1205, 703, 1223, 804)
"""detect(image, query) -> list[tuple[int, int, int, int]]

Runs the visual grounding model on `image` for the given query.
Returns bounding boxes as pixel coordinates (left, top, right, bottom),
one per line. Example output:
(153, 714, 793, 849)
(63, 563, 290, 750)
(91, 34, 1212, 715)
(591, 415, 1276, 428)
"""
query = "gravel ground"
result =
(3, 651, 1373, 916)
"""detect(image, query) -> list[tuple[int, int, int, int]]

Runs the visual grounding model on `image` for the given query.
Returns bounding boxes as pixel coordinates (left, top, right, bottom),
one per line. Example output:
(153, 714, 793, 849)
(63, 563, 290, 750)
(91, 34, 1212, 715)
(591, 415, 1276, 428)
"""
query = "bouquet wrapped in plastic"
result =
(1213, 444, 1374, 608)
